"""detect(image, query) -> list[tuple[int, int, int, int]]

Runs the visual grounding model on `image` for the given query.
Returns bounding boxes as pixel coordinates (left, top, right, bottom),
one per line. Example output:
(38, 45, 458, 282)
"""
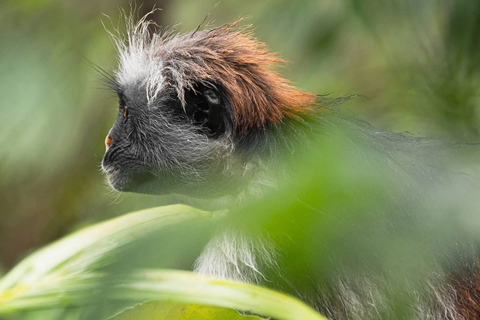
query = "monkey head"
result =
(101, 17, 316, 198)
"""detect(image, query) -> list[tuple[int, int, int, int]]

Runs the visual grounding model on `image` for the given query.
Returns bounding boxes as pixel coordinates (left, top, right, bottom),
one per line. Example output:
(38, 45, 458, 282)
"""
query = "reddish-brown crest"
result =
(156, 22, 317, 135)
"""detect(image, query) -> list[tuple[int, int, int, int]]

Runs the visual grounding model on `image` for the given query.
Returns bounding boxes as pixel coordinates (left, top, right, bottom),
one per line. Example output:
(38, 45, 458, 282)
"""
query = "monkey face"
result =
(99, 18, 316, 198)
(101, 82, 238, 198)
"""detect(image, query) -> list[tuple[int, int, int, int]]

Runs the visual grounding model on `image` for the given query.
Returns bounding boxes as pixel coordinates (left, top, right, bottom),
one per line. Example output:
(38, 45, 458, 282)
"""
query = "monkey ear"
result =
(203, 89, 225, 136)
(184, 82, 233, 137)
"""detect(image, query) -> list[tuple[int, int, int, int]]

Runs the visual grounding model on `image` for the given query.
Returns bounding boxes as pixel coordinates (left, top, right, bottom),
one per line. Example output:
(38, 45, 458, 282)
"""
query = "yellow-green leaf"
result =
(109, 302, 262, 320)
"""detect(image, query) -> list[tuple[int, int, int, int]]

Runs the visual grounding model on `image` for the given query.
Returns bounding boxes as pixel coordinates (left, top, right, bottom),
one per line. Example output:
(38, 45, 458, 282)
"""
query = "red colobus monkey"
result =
(101, 13, 480, 320)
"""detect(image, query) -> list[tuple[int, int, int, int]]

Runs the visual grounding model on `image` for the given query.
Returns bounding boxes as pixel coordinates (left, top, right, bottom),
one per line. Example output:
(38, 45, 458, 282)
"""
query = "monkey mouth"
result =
(101, 157, 131, 191)
(102, 167, 129, 191)
(105, 171, 120, 186)
(103, 165, 161, 194)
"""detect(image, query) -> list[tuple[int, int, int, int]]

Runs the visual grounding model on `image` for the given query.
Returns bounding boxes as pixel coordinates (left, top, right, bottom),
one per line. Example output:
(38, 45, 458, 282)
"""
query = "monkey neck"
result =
(228, 111, 318, 201)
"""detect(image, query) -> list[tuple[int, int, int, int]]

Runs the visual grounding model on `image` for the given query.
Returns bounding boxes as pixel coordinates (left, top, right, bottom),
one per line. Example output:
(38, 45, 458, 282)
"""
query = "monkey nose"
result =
(105, 134, 112, 151)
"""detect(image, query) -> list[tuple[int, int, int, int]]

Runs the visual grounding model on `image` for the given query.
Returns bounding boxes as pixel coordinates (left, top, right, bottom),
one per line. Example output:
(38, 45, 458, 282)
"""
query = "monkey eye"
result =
(123, 106, 129, 119)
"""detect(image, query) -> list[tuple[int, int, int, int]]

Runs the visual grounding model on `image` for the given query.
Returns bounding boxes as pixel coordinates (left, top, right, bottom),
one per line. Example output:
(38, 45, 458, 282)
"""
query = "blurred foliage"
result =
(0, 206, 325, 320)
(108, 303, 262, 320)
(1, 0, 480, 319)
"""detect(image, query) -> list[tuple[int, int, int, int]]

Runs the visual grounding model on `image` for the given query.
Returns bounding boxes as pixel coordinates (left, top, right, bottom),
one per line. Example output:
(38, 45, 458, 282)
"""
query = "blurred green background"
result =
(1, 0, 480, 278)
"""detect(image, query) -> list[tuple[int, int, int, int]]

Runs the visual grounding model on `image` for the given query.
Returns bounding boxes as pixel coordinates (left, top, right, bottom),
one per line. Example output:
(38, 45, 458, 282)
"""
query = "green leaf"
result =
(0, 269, 327, 320)
(0, 204, 213, 293)
(109, 301, 261, 320)
(0, 205, 327, 320)
(113, 270, 326, 320)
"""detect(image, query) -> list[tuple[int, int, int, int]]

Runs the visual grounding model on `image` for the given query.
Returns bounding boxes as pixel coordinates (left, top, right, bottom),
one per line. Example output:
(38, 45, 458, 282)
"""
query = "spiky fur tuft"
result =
(110, 13, 316, 136)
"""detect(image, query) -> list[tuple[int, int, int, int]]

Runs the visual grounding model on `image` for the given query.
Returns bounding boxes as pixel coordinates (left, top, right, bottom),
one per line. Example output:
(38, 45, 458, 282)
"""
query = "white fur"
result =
(109, 12, 166, 104)
(194, 230, 277, 284)
(194, 161, 281, 283)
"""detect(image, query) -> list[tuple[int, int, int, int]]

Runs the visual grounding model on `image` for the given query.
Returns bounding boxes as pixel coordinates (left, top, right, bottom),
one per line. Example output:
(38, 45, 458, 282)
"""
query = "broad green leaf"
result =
(0, 270, 327, 320)
(109, 302, 261, 320)
(113, 270, 326, 320)
(0, 204, 212, 315)
(0, 204, 213, 293)
(0, 205, 327, 320)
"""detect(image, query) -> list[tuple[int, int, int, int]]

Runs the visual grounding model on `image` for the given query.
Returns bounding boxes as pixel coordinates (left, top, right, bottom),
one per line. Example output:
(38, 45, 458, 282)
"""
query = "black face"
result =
(101, 82, 237, 198)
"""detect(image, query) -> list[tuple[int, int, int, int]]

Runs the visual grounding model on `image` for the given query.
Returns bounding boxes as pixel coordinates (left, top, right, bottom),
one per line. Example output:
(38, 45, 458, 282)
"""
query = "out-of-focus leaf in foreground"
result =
(108, 302, 261, 320)
(0, 205, 212, 294)
(0, 205, 326, 320)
